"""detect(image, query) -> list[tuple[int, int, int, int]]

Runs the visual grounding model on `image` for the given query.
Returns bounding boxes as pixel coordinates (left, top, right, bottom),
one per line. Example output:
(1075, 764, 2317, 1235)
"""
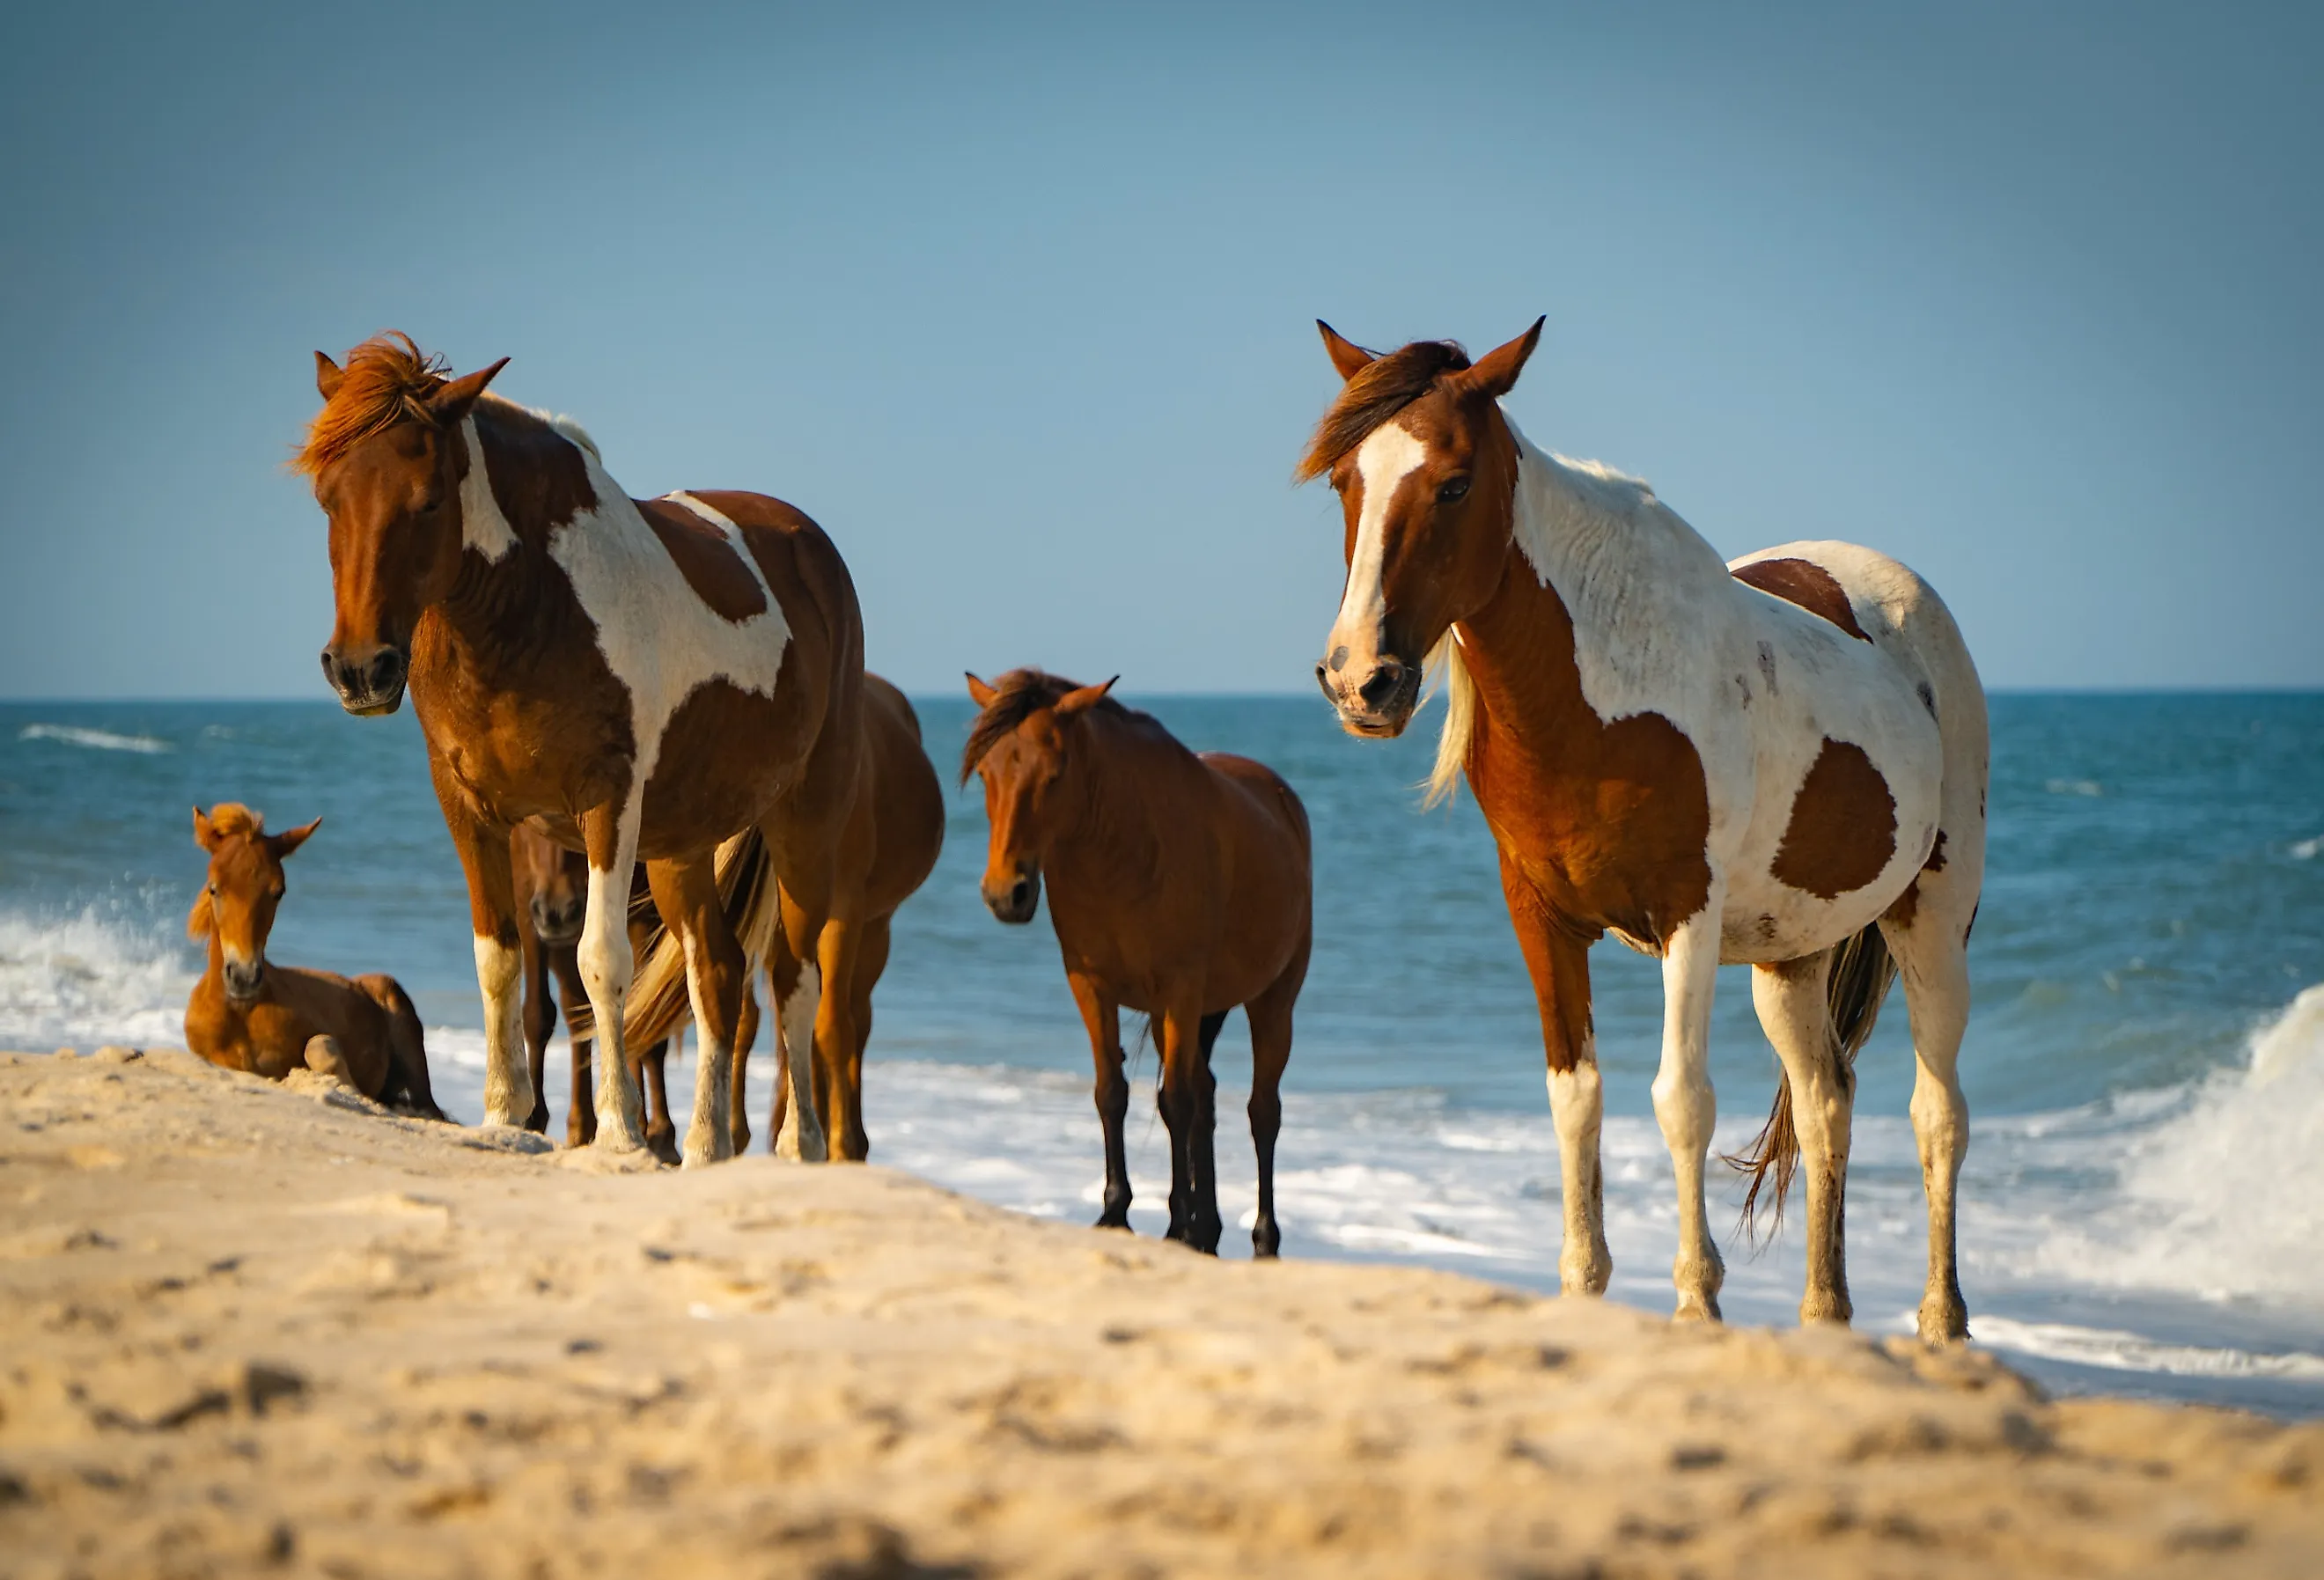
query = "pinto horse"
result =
(1303, 321, 1987, 1341)
(963, 672, 1313, 1255)
(184, 804, 444, 1117)
(302, 334, 864, 1165)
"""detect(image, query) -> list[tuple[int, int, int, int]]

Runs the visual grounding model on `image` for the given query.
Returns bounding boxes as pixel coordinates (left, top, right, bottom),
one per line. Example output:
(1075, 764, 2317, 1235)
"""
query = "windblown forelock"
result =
(960, 669, 1132, 785)
(1295, 340, 1472, 483)
(294, 331, 451, 477)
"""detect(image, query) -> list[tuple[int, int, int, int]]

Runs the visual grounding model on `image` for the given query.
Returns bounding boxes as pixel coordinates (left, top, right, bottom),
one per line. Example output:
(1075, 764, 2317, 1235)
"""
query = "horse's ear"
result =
(1462, 317, 1545, 400)
(429, 357, 510, 423)
(1317, 320, 1377, 382)
(270, 816, 323, 860)
(965, 672, 998, 709)
(314, 350, 344, 401)
(1055, 676, 1118, 717)
(193, 805, 218, 851)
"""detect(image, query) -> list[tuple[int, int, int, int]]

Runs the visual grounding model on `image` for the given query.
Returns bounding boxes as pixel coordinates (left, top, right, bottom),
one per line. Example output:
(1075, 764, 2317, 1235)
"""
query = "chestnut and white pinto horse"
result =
(1305, 320, 1986, 1341)
(302, 333, 864, 1167)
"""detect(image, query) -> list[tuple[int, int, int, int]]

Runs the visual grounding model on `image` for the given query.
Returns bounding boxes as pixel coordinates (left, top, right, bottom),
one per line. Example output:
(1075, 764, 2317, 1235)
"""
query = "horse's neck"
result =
(1465, 426, 1733, 727)
(431, 416, 599, 671)
(1052, 717, 1175, 890)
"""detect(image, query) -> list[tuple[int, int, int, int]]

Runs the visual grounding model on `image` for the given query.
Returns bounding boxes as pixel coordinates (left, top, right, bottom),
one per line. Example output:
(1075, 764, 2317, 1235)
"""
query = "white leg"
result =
(1651, 894, 1726, 1321)
(577, 797, 646, 1151)
(1751, 954, 1853, 1324)
(773, 962, 827, 1162)
(680, 934, 734, 1168)
(474, 933, 530, 1126)
(1892, 921, 1971, 1342)
(1546, 1057, 1612, 1295)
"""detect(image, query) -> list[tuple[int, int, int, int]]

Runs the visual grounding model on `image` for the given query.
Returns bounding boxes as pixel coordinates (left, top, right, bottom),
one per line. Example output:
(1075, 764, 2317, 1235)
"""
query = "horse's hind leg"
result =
(832, 913, 891, 1163)
(646, 854, 749, 1170)
(814, 919, 870, 1162)
(1750, 950, 1854, 1325)
(1158, 1005, 1227, 1254)
(633, 1038, 680, 1166)
(1882, 900, 1974, 1343)
(518, 925, 552, 1132)
(552, 946, 594, 1146)
(359, 974, 444, 1121)
(1245, 962, 1301, 1258)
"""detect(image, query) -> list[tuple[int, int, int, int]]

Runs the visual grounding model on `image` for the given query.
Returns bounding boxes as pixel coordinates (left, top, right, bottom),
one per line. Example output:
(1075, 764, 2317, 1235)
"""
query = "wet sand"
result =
(4, 1047, 2320, 1578)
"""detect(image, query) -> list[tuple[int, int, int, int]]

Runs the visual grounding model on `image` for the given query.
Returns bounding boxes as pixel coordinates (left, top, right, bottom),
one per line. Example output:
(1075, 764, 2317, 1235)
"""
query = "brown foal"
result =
(183, 804, 442, 1117)
(963, 672, 1312, 1255)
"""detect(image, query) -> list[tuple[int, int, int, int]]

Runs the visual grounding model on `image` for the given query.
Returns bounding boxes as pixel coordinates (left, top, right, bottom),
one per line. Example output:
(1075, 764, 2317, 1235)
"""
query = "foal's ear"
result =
(1461, 317, 1545, 400)
(270, 817, 323, 860)
(193, 805, 218, 851)
(1054, 676, 1118, 717)
(965, 672, 998, 709)
(314, 350, 344, 401)
(429, 357, 511, 423)
(1317, 320, 1377, 382)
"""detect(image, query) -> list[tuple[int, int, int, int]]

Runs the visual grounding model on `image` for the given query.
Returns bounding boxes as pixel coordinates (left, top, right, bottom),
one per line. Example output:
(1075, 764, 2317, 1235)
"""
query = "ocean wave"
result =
(1968, 1316, 2324, 1382)
(16, 724, 172, 754)
(2016, 985, 2324, 1304)
(0, 908, 195, 1050)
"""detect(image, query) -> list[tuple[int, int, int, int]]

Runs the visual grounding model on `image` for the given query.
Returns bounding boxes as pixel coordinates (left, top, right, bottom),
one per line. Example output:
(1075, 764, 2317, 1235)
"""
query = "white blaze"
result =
(1328, 423, 1430, 661)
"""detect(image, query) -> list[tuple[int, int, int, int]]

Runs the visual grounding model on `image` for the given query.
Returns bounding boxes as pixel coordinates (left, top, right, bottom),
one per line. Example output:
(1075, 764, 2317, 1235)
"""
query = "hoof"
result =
(524, 1105, 550, 1135)
(1252, 1220, 1282, 1260)
(1671, 1296, 1724, 1324)
(1917, 1290, 1969, 1345)
(592, 1123, 646, 1156)
(1559, 1248, 1612, 1297)
(1799, 1290, 1854, 1327)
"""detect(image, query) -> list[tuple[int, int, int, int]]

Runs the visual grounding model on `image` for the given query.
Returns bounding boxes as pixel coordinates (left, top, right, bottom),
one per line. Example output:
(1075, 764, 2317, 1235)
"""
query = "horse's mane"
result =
(960, 669, 1138, 785)
(1294, 339, 1472, 483)
(294, 333, 450, 476)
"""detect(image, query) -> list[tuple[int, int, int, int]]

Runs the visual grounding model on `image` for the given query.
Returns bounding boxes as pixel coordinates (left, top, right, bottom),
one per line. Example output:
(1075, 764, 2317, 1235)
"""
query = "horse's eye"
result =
(1438, 477, 1471, 503)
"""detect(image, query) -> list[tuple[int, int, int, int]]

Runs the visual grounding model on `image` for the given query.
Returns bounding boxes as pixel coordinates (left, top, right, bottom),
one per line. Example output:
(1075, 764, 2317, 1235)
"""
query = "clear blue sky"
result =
(3, 2, 2316, 697)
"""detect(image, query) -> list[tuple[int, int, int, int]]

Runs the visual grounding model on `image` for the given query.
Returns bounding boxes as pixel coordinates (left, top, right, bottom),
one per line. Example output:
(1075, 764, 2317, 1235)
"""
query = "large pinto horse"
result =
(963, 671, 1313, 1255)
(301, 334, 864, 1166)
(1303, 321, 1986, 1341)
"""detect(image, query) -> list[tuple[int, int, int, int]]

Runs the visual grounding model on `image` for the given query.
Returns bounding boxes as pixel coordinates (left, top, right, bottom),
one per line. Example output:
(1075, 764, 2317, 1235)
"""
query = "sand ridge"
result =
(2, 1048, 2319, 1578)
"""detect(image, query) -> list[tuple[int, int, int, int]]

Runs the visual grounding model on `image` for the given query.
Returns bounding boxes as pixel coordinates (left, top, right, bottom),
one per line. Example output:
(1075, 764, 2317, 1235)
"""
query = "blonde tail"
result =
(565, 830, 781, 1049)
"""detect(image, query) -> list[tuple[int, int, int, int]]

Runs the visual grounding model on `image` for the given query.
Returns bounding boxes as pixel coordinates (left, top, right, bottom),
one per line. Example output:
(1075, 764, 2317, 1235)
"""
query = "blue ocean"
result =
(4, 694, 2320, 1414)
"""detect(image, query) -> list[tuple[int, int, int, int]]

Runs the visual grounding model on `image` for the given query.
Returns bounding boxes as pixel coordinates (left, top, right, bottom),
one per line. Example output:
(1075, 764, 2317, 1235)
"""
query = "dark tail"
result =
(1725, 923, 1897, 1240)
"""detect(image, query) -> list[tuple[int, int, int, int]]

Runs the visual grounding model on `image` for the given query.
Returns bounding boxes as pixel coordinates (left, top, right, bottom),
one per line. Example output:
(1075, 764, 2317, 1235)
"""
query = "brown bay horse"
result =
(184, 804, 443, 1117)
(963, 672, 1313, 1255)
(303, 334, 864, 1165)
(1303, 320, 1987, 1340)
(724, 673, 945, 1162)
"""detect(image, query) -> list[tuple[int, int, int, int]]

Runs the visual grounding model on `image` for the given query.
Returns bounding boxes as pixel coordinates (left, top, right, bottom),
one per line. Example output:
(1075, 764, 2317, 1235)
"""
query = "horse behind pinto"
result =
(963, 672, 1313, 1255)
(184, 804, 444, 1118)
(1303, 320, 1986, 1341)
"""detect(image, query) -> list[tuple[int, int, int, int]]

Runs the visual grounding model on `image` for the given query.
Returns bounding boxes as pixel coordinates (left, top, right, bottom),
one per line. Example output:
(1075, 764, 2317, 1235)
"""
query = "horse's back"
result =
(857, 672, 945, 911)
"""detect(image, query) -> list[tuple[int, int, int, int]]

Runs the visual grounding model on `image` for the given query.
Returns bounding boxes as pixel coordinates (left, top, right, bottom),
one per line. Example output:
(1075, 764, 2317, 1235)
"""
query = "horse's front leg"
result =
(439, 798, 532, 1128)
(643, 854, 746, 1169)
(1654, 885, 1728, 1322)
(577, 798, 646, 1151)
(1067, 973, 1132, 1229)
(518, 918, 554, 1134)
(1501, 854, 1611, 1296)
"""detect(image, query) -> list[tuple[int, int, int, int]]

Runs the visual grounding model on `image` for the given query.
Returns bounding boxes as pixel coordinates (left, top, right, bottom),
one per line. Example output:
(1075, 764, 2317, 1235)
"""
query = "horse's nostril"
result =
(1313, 662, 1334, 701)
(1357, 662, 1406, 709)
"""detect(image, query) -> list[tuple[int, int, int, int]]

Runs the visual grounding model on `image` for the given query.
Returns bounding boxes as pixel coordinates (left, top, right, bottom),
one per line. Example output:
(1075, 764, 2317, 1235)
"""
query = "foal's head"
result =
(299, 334, 508, 716)
(188, 804, 320, 1004)
(960, 670, 1120, 924)
(511, 821, 587, 946)
(1299, 318, 1543, 738)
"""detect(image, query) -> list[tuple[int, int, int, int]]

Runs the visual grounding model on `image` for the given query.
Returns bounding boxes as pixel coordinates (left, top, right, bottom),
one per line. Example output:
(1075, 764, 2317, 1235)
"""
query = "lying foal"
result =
(183, 803, 443, 1117)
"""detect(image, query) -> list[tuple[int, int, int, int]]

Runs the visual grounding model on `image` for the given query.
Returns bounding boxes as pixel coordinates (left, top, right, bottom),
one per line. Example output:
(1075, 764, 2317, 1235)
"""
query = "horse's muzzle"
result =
(322, 644, 408, 717)
(982, 870, 1041, 926)
(531, 894, 586, 948)
(223, 959, 266, 1004)
(1320, 653, 1421, 739)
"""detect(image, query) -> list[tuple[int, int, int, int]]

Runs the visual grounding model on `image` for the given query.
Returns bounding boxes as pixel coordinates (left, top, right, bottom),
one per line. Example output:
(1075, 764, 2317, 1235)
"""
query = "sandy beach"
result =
(4, 1047, 2319, 1580)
